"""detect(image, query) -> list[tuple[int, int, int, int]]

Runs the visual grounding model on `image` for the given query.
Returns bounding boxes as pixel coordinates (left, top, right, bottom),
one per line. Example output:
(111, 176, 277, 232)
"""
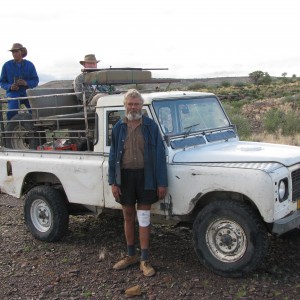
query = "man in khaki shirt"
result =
(109, 89, 168, 277)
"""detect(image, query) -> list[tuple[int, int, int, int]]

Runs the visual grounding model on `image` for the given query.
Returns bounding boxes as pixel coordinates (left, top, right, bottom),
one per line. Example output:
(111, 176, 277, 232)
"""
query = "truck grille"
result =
(292, 168, 300, 201)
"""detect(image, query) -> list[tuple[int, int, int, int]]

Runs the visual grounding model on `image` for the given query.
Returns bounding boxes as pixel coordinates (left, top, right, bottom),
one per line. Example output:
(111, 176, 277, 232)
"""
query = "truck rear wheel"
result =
(193, 199, 268, 277)
(5, 113, 45, 150)
(24, 186, 69, 242)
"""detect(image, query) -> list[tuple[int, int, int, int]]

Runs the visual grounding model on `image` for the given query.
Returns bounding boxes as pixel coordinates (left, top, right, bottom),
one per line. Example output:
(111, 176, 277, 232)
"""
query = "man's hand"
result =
(157, 187, 167, 200)
(111, 184, 122, 202)
(10, 83, 19, 91)
(16, 79, 27, 86)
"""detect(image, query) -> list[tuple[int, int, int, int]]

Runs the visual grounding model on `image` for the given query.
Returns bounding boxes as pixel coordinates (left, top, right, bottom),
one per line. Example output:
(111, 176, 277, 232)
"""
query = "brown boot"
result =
(140, 261, 156, 277)
(113, 255, 139, 270)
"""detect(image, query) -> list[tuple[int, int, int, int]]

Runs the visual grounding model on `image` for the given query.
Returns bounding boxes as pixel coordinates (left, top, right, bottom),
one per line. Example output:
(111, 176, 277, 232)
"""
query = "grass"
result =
(248, 133, 300, 146)
(82, 291, 94, 298)
(234, 287, 247, 299)
(214, 80, 300, 144)
(61, 257, 69, 263)
(23, 245, 32, 253)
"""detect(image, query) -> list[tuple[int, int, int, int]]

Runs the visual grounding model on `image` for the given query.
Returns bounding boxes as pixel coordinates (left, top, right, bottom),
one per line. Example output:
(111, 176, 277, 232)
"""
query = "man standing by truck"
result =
(0, 43, 39, 120)
(109, 89, 168, 277)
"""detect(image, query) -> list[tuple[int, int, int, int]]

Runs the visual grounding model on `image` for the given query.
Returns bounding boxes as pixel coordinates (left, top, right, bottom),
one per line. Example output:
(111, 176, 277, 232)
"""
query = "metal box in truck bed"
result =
(26, 88, 79, 118)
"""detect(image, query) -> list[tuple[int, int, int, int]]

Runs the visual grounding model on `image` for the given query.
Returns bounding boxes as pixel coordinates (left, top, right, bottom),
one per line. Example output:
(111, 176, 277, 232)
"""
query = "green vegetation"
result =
(23, 245, 32, 253)
(220, 80, 231, 87)
(249, 70, 272, 90)
(188, 71, 300, 143)
(82, 291, 93, 298)
(187, 82, 208, 90)
(61, 257, 69, 263)
(263, 109, 283, 133)
(234, 286, 247, 299)
(282, 111, 300, 135)
(223, 102, 251, 139)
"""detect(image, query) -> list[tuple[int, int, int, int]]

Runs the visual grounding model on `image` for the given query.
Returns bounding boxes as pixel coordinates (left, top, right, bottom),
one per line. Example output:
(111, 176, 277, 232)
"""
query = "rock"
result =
(125, 285, 142, 297)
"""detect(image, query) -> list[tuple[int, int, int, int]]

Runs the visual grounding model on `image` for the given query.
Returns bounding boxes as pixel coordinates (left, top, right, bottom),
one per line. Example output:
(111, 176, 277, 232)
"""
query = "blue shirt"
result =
(109, 115, 168, 190)
(0, 59, 39, 98)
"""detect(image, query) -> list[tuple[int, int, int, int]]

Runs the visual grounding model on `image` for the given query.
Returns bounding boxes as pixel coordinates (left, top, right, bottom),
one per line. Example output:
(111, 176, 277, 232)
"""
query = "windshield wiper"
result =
(183, 122, 202, 137)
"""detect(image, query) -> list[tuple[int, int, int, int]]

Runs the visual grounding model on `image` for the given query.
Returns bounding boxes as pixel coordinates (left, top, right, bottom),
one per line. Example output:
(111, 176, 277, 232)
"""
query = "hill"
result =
(0, 76, 250, 97)
(38, 76, 250, 90)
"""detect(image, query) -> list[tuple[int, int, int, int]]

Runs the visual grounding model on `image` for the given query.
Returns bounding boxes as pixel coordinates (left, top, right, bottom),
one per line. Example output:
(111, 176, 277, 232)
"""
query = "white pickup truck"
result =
(1, 70, 300, 277)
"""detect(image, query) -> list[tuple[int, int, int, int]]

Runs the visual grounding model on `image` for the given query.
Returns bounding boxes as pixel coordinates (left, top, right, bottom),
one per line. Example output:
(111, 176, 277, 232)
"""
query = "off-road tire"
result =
(5, 113, 46, 150)
(193, 199, 268, 277)
(24, 186, 69, 242)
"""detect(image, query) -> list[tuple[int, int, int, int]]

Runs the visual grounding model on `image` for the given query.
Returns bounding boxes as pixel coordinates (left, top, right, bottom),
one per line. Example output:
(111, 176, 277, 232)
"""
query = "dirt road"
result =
(1, 194, 300, 300)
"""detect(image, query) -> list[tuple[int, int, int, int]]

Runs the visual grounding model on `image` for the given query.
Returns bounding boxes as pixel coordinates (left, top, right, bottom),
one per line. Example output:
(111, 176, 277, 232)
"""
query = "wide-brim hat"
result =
(9, 43, 27, 58)
(80, 54, 100, 66)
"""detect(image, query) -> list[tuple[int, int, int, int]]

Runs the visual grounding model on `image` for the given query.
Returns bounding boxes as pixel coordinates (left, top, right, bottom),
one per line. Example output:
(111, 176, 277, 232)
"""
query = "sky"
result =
(0, 0, 299, 84)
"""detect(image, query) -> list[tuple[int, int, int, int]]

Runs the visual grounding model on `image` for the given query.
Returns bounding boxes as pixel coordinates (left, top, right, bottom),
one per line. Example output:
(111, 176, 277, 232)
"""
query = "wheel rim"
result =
(10, 125, 31, 149)
(30, 199, 52, 232)
(206, 219, 247, 262)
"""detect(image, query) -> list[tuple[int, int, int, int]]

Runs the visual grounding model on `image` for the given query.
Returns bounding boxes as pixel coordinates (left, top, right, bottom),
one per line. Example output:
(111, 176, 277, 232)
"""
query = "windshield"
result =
(153, 96, 230, 136)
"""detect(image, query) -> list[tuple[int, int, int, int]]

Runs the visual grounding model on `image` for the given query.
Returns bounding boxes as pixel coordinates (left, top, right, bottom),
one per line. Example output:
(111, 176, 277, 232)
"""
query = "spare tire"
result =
(5, 113, 46, 150)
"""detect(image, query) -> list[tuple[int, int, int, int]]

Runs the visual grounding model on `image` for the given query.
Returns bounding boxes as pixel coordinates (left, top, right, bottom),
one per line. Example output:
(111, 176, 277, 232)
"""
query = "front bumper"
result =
(272, 210, 300, 235)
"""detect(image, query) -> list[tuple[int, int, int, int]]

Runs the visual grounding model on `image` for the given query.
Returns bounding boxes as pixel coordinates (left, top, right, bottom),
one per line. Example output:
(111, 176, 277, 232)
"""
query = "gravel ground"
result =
(1, 193, 300, 300)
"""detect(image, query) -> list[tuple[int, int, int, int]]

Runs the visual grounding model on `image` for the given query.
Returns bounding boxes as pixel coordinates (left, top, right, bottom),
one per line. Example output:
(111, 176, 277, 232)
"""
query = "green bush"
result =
(230, 114, 251, 139)
(221, 81, 231, 87)
(187, 82, 207, 90)
(282, 111, 300, 135)
(222, 102, 236, 115)
(282, 93, 300, 106)
(223, 103, 251, 139)
(224, 99, 250, 111)
(234, 81, 247, 88)
(263, 109, 283, 133)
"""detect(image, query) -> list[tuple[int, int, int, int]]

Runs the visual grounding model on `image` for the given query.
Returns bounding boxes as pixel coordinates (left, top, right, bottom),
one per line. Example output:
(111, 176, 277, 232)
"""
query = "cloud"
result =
(1, 0, 300, 82)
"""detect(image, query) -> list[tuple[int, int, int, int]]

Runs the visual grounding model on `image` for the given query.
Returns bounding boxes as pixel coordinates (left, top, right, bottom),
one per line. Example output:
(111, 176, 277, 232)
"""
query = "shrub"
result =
(263, 109, 283, 134)
(223, 103, 251, 139)
(234, 81, 247, 88)
(187, 82, 207, 90)
(225, 99, 250, 110)
(282, 111, 300, 136)
(282, 93, 300, 106)
(221, 81, 231, 87)
(230, 114, 251, 139)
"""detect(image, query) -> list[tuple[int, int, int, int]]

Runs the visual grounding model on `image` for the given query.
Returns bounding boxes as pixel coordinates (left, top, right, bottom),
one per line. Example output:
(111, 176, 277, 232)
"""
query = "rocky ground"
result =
(1, 194, 300, 300)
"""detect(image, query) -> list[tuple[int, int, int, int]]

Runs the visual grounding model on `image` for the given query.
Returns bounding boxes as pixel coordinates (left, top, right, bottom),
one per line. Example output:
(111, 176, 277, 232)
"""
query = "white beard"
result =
(126, 111, 142, 121)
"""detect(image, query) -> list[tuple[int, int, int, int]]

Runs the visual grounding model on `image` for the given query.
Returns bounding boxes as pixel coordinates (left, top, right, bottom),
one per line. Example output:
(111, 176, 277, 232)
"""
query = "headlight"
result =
(278, 179, 288, 202)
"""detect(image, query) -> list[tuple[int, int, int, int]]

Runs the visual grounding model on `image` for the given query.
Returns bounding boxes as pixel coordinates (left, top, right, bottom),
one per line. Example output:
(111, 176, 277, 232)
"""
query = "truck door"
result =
(102, 106, 151, 209)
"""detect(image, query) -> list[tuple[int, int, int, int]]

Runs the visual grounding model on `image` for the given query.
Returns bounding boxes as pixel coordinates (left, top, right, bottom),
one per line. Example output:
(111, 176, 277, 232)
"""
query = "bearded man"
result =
(108, 89, 168, 277)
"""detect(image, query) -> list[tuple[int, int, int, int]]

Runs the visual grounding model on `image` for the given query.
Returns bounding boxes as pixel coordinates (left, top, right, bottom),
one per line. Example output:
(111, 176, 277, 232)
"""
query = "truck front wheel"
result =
(24, 186, 69, 242)
(193, 199, 268, 277)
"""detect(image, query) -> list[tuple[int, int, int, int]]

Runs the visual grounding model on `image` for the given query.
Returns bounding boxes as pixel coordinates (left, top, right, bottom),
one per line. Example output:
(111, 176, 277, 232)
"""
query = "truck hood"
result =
(172, 141, 300, 166)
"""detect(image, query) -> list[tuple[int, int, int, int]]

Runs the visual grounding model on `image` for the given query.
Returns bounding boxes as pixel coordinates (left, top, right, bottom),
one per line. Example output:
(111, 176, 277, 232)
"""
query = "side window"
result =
(106, 109, 149, 147)
(107, 110, 125, 146)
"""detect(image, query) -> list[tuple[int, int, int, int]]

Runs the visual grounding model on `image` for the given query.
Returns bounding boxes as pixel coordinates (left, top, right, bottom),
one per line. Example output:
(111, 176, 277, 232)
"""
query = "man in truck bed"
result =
(0, 43, 39, 120)
(73, 54, 109, 105)
(109, 89, 168, 277)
